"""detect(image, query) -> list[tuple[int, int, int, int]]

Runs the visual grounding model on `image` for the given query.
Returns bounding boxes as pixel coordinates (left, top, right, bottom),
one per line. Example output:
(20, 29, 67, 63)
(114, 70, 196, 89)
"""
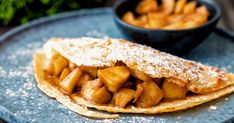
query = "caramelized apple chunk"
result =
(162, 0, 175, 15)
(174, 0, 187, 14)
(76, 73, 92, 87)
(183, 1, 197, 14)
(136, 81, 164, 108)
(133, 83, 144, 103)
(59, 68, 70, 81)
(82, 66, 98, 78)
(80, 79, 103, 101)
(196, 5, 209, 17)
(46, 62, 54, 75)
(113, 88, 135, 108)
(59, 67, 82, 94)
(53, 56, 69, 75)
(52, 76, 60, 86)
(97, 66, 130, 92)
(45, 52, 61, 75)
(92, 87, 112, 104)
(128, 67, 151, 81)
(50, 50, 60, 61)
(162, 79, 188, 99)
(46, 75, 60, 86)
(136, 0, 158, 14)
(68, 62, 77, 71)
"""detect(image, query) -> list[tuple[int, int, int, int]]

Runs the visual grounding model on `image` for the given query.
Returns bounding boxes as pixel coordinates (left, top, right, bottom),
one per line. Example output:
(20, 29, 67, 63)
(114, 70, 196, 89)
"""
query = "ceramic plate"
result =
(0, 8, 234, 123)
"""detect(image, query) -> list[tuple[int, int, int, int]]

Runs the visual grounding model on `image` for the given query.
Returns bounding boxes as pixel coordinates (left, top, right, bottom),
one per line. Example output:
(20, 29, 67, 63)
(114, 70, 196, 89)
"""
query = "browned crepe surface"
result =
(33, 37, 234, 118)
(44, 37, 234, 93)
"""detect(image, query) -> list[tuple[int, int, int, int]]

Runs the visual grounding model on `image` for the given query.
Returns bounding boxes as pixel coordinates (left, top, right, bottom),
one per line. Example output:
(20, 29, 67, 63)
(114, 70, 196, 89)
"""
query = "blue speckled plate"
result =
(0, 8, 234, 123)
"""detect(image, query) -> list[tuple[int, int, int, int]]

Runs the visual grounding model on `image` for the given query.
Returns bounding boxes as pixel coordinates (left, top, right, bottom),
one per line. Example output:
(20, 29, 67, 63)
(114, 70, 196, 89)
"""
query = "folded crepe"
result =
(33, 37, 234, 118)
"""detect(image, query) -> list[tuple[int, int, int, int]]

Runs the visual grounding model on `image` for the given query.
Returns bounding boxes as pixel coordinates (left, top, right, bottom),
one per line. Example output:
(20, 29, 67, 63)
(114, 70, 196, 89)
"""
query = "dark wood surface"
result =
(216, 0, 234, 31)
(0, 119, 4, 123)
(0, 0, 233, 122)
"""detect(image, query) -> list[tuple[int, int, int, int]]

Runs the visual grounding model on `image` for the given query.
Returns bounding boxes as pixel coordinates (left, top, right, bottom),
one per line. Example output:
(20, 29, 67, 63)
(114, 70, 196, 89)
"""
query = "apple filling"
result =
(43, 53, 189, 108)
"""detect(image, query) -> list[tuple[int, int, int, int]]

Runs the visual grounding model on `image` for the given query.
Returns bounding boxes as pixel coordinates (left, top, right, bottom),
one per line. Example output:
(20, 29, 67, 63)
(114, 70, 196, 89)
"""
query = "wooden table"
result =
(0, 0, 233, 122)
(216, 0, 234, 31)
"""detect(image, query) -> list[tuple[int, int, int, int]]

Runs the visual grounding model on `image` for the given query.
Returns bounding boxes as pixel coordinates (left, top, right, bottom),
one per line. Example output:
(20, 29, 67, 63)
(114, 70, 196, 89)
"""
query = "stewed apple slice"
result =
(136, 81, 164, 108)
(162, 0, 175, 14)
(196, 5, 209, 17)
(76, 73, 92, 87)
(68, 62, 77, 71)
(46, 75, 60, 86)
(135, 0, 158, 14)
(174, 0, 187, 14)
(92, 87, 112, 104)
(45, 62, 54, 75)
(59, 67, 82, 94)
(183, 1, 197, 14)
(133, 83, 144, 103)
(97, 66, 130, 92)
(113, 88, 135, 108)
(45, 52, 60, 75)
(82, 66, 98, 78)
(128, 67, 151, 81)
(59, 68, 70, 81)
(162, 78, 188, 99)
(53, 56, 69, 75)
(80, 79, 103, 101)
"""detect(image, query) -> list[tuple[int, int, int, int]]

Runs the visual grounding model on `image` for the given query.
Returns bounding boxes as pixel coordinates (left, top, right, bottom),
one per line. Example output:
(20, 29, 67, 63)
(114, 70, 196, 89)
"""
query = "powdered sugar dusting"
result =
(0, 41, 49, 122)
(0, 66, 7, 76)
(46, 37, 233, 93)
(209, 106, 217, 111)
(1, 36, 234, 123)
(5, 89, 16, 97)
(86, 29, 109, 38)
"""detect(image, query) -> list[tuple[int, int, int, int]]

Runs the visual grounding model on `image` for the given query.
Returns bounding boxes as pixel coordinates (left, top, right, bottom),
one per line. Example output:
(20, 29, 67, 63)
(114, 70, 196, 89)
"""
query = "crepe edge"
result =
(71, 85, 234, 114)
(33, 50, 119, 119)
(34, 50, 234, 115)
(44, 37, 234, 94)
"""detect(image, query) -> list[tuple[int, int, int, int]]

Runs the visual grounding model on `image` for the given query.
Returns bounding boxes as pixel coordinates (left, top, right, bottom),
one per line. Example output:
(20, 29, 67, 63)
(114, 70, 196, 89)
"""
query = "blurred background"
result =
(0, 0, 233, 35)
(0, 0, 233, 122)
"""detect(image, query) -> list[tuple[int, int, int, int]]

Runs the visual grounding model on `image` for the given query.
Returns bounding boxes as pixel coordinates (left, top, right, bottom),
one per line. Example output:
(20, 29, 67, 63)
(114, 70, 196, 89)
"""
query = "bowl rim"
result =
(112, 0, 221, 32)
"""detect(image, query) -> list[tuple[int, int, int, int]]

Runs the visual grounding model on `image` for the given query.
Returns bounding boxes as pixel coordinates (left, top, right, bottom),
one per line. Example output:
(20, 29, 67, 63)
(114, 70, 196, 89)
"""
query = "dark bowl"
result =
(113, 0, 221, 55)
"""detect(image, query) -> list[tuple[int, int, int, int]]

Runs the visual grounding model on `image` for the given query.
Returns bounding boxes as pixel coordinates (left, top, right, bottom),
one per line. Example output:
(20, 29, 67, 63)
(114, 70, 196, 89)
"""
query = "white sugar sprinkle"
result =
(47, 37, 229, 91)
(209, 106, 217, 110)
(86, 30, 109, 38)
(1, 36, 234, 123)
(0, 66, 7, 76)
(5, 89, 16, 97)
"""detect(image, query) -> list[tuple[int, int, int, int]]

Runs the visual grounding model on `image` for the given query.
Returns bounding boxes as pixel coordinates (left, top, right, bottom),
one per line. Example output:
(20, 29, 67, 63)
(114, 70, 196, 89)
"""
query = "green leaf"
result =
(0, 0, 106, 26)
(40, 0, 50, 5)
(20, 17, 29, 24)
(47, 8, 57, 15)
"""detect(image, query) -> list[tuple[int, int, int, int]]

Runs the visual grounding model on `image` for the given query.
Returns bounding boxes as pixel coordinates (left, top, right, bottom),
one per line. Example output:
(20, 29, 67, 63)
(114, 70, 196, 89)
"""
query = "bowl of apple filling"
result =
(113, 0, 221, 54)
